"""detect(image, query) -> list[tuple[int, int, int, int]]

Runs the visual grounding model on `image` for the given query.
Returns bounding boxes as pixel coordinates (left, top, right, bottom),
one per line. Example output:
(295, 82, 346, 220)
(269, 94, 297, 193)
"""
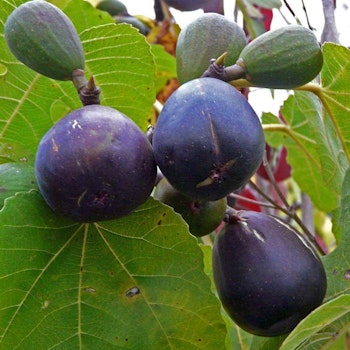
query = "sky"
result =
(121, 0, 350, 116)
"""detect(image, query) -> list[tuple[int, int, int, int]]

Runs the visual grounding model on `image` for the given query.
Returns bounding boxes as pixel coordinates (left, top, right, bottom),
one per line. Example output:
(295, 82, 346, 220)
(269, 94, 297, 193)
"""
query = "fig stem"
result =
(72, 69, 88, 89)
(71, 70, 101, 106)
(201, 57, 246, 82)
(78, 75, 101, 106)
(261, 149, 290, 209)
(228, 192, 277, 210)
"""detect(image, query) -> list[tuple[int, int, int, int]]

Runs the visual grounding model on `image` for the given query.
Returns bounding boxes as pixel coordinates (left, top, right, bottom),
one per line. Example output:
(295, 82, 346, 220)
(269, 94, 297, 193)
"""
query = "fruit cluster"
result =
(4, 0, 327, 339)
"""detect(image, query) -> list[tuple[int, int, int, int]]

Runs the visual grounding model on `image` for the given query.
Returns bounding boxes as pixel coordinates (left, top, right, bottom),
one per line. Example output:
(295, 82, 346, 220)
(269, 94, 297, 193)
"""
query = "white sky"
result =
(122, 0, 350, 116)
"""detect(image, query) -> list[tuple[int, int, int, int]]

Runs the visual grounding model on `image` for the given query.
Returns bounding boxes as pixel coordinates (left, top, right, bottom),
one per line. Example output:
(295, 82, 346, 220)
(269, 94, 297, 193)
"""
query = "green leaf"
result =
(262, 91, 340, 212)
(319, 44, 350, 160)
(0, 162, 36, 208)
(151, 44, 177, 94)
(0, 0, 156, 162)
(323, 168, 350, 300)
(0, 192, 226, 349)
(279, 295, 350, 350)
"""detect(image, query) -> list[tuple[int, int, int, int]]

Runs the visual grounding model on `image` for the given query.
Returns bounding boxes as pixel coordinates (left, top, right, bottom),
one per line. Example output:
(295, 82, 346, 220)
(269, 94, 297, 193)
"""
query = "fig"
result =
(115, 16, 150, 35)
(234, 25, 323, 89)
(176, 13, 246, 84)
(163, 0, 211, 11)
(5, 0, 85, 81)
(96, 0, 128, 16)
(154, 177, 226, 237)
(212, 211, 327, 336)
(152, 78, 265, 201)
(35, 105, 156, 222)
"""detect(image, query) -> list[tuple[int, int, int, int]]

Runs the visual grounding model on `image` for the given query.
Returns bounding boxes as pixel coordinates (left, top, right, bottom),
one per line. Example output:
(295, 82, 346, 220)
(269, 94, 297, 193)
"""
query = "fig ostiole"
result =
(35, 105, 156, 223)
(212, 210, 327, 337)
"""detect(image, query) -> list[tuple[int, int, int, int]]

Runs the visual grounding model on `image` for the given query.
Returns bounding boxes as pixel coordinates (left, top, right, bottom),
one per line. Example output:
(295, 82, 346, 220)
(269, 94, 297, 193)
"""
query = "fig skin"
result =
(212, 211, 327, 337)
(35, 105, 156, 222)
(154, 177, 226, 237)
(152, 78, 265, 201)
(176, 12, 246, 84)
(4, 0, 84, 81)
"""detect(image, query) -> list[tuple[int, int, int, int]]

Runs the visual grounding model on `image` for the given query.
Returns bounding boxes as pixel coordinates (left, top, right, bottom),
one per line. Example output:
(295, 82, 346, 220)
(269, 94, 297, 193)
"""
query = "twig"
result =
(321, 0, 340, 43)
(249, 179, 325, 255)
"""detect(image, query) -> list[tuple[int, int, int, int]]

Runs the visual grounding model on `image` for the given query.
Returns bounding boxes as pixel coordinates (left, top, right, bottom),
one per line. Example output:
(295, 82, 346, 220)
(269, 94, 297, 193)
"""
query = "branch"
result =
(321, 0, 339, 44)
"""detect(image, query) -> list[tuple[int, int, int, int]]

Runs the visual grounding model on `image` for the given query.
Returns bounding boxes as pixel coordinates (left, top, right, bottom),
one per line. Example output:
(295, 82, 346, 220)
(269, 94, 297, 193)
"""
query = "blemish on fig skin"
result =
(196, 159, 237, 188)
(51, 138, 58, 152)
(344, 269, 350, 280)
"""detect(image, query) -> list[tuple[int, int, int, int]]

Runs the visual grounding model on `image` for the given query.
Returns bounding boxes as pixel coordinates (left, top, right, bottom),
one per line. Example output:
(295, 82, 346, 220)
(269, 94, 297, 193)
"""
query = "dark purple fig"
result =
(152, 78, 265, 201)
(154, 177, 226, 237)
(35, 105, 156, 222)
(212, 211, 327, 337)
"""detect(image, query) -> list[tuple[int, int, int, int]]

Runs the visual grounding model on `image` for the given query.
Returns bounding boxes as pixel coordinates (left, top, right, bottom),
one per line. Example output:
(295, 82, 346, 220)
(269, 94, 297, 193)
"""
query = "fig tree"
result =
(152, 78, 265, 201)
(154, 177, 226, 237)
(212, 211, 327, 336)
(35, 105, 156, 222)
(5, 0, 85, 81)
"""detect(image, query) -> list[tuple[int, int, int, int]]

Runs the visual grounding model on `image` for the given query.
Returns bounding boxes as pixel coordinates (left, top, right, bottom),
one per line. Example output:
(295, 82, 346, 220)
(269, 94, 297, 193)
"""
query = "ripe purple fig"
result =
(35, 105, 156, 222)
(212, 211, 327, 336)
(152, 78, 265, 201)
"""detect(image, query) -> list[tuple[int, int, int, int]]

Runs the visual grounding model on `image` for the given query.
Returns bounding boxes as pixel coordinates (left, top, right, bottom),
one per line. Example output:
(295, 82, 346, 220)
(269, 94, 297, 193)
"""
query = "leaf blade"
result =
(0, 192, 226, 349)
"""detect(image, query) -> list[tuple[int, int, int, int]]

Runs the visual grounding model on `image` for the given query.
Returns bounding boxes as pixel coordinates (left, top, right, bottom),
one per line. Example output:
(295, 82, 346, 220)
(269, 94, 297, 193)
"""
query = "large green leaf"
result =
(0, 0, 156, 162)
(151, 44, 177, 94)
(262, 92, 340, 212)
(319, 44, 350, 156)
(0, 192, 226, 349)
(262, 43, 350, 212)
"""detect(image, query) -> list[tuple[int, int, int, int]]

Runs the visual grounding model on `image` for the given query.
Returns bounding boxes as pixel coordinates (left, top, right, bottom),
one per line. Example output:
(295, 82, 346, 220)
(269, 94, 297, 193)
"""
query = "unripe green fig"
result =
(152, 78, 265, 201)
(154, 177, 226, 237)
(5, 0, 85, 81)
(35, 105, 156, 222)
(212, 211, 327, 336)
(176, 13, 246, 84)
(235, 25, 323, 89)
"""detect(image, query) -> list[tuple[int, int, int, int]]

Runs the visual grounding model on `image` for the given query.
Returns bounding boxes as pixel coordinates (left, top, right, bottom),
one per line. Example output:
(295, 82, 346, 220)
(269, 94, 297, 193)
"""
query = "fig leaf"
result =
(0, 192, 226, 349)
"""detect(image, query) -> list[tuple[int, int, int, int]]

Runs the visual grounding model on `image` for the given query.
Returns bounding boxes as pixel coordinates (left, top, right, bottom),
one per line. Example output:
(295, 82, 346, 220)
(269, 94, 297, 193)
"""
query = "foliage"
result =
(0, 0, 350, 349)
